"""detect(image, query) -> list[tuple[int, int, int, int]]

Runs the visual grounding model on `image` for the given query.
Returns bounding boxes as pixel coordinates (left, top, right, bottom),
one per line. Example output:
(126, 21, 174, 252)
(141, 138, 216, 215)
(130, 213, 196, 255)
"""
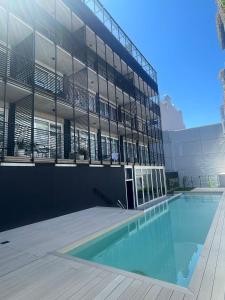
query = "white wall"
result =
(163, 123, 225, 179)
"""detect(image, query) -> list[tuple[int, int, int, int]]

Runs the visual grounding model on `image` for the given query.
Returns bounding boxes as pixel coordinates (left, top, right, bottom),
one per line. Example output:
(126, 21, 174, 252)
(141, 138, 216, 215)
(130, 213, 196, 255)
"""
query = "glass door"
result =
(156, 169, 162, 197)
(50, 123, 62, 159)
(148, 169, 154, 200)
(136, 176, 144, 206)
(34, 119, 62, 159)
(143, 169, 150, 203)
(90, 132, 97, 161)
(152, 169, 158, 198)
(160, 169, 166, 195)
(34, 119, 49, 158)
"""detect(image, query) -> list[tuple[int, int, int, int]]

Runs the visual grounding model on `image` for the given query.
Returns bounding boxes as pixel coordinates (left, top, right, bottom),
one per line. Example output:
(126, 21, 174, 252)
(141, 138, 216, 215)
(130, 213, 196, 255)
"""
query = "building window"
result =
(71, 128, 97, 161)
(124, 141, 137, 163)
(101, 136, 110, 160)
(89, 94, 96, 113)
(101, 136, 119, 161)
(100, 101, 109, 118)
(110, 106, 117, 121)
(34, 118, 62, 159)
(111, 138, 119, 161)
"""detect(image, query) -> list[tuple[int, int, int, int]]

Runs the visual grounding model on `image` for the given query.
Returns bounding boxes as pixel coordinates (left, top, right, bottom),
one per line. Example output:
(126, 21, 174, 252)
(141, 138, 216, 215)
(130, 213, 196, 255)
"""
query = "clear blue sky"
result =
(101, 0, 225, 128)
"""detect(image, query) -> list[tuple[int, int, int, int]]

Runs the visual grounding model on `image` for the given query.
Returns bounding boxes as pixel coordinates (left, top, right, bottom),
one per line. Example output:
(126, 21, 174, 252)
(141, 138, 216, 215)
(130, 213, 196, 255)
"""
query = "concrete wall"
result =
(163, 123, 225, 180)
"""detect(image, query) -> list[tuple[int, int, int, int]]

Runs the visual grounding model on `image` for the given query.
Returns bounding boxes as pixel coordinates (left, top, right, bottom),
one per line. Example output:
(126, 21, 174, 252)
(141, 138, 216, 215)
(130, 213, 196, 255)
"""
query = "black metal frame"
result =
(0, 0, 164, 167)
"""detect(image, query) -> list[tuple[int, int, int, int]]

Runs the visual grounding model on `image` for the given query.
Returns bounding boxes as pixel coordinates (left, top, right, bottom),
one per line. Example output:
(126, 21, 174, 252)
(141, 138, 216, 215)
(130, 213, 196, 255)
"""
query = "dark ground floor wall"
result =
(0, 165, 126, 232)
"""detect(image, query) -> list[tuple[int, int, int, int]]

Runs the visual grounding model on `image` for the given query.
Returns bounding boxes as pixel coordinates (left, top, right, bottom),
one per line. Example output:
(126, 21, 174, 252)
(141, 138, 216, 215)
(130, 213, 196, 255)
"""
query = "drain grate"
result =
(0, 241, 10, 245)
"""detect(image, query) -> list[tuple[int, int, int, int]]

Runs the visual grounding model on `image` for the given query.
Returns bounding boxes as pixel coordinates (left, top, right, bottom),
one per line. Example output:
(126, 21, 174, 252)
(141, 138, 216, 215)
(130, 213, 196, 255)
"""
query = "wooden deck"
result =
(0, 189, 225, 299)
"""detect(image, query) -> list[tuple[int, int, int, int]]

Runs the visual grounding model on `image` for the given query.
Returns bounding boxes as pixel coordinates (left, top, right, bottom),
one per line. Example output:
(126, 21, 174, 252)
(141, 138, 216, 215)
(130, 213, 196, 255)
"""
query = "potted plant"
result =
(16, 137, 25, 157)
(78, 148, 88, 160)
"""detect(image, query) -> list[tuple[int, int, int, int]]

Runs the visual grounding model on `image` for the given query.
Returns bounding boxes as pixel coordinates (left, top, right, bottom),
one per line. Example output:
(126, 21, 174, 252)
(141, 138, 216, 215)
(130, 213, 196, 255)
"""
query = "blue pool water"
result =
(68, 193, 221, 287)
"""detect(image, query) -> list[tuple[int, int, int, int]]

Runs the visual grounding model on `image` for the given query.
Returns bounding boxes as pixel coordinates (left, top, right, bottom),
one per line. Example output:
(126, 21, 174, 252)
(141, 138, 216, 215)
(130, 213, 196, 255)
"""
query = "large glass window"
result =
(134, 167, 166, 207)
(78, 131, 89, 160)
(124, 141, 136, 163)
(111, 138, 119, 162)
(50, 123, 62, 159)
(90, 132, 97, 161)
(89, 94, 96, 113)
(70, 128, 97, 161)
(160, 169, 166, 195)
(148, 169, 154, 200)
(34, 119, 50, 158)
(136, 175, 144, 206)
(101, 136, 118, 161)
(152, 169, 158, 198)
(34, 119, 62, 159)
(100, 101, 109, 118)
(101, 136, 108, 160)
(156, 169, 163, 197)
(143, 170, 149, 203)
(110, 106, 117, 121)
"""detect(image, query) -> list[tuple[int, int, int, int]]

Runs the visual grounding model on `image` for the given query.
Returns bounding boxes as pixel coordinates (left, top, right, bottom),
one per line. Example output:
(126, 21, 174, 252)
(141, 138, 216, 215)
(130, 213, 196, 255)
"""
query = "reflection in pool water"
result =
(68, 193, 221, 287)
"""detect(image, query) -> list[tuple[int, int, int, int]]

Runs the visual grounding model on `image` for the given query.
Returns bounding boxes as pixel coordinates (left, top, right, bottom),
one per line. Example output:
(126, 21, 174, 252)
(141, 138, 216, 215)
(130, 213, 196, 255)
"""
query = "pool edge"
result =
(52, 251, 194, 296)
(58, 210, 144, 254)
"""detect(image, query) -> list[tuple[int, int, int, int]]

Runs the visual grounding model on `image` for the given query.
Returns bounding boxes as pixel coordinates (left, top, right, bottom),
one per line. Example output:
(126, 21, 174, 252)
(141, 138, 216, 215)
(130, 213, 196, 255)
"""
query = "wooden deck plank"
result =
(170, 290, 185, 300)
(185, 194, 225, 300)
(210, 211, 225, 300)
(82, 272, 118, 300)
(129, 281, 153, 299)
(117, 279, 143, 300)
(93, 275, 125, 300)
(196, 202, 225, 300)
(144, 284, 162, 299)
(156, 287, 173, 300)
(106, 277, 134, 300)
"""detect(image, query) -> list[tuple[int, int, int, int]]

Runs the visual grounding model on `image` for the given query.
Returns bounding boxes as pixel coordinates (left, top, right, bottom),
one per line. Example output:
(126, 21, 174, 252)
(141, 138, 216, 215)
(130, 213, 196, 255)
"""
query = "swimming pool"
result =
(67, 193, 221, 287)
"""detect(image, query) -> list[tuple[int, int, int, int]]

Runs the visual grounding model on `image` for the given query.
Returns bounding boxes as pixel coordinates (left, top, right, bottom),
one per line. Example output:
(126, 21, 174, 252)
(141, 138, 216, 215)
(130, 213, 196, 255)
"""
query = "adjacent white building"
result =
(163, 123, 225, 185)
(160, 95, 185, 131)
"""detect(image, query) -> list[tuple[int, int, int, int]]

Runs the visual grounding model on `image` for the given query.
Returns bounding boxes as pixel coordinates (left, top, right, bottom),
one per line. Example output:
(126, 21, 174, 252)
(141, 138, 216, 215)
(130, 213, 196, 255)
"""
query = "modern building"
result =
(0, 0, 166, 230)
(160, 95, 185, 131)
(216, 0, 225, 49)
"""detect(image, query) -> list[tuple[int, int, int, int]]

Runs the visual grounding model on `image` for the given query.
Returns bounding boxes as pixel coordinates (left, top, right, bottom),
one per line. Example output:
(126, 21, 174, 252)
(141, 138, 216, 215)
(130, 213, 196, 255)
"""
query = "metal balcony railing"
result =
(81, 0, 157, 82)
(183, 175, 219, 189)
(0, 120, 122, 163)
(0, 119, 164, 165)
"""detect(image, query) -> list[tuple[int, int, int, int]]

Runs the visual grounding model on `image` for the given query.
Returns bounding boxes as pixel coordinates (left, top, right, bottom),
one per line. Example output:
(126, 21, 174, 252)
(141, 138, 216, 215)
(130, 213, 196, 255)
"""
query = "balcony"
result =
(0, 120, 123, 163)
(81, 0, 157, 83)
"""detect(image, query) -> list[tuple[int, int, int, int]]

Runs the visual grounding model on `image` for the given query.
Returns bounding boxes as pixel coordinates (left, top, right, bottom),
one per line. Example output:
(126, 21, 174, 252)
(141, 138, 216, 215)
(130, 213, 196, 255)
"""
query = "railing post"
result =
(2, 1, 10, 162)
(54, 0, 58, 164)
(31, 13, 36, 163)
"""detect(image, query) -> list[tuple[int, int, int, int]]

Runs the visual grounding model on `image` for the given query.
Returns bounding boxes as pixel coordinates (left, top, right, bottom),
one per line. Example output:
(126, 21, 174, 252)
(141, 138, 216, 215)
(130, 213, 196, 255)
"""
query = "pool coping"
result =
(58, 193, 183, 254)
(55, 190, 225, 297)
(187, 189, 225, 295)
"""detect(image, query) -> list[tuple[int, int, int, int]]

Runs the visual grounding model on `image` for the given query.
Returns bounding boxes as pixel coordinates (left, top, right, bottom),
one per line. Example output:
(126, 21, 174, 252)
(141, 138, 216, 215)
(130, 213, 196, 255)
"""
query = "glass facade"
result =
(0, 0, 164, 169)
(134, 167, 167, 207)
